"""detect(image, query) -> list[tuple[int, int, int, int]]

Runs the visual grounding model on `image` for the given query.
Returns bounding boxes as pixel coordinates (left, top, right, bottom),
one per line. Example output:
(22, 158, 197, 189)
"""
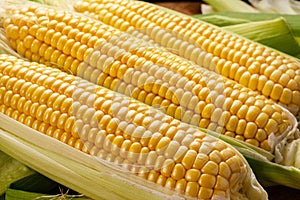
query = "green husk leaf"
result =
(6, 189, 52, 200)
(29, 0, 42, 3)
(5, 189, 91, 200)
(245, 155, 300, 189)
(194, 15, 251, 26)
(194, 12, 300, 37)
(223, 17, 300, 57)
(0, 151, 34, 196)
(202, 0, 259, 13)
(295, 36, 300, 47)
(193, 14, 300, 58)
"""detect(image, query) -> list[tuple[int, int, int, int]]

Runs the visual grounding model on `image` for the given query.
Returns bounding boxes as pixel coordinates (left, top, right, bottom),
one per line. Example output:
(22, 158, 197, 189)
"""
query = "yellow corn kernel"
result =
(199, 174, 216, 188)
(185, 169, 201, 182)
(185, 182, 199, 197)
(198, 187, 213, 199)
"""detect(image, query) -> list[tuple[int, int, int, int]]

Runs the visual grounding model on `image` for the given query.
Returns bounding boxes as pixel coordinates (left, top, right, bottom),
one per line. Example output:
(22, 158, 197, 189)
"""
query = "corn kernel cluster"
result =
(2, 5, 294, 153)
(0, 54, 247, 199)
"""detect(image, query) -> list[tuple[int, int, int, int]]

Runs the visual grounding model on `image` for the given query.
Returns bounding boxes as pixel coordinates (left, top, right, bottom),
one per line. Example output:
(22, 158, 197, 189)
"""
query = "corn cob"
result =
(0, 53, 262, 200)
(1, 4, 297, 158)
(72, 0, 300, 115)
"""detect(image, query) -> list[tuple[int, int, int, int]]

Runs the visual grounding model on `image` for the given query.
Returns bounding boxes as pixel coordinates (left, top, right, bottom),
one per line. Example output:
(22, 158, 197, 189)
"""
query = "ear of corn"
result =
(202, 0, 259, 13)
(71, 0, 300, 116)
(1, 4, 298, 166)
(0, 53, 268, 200)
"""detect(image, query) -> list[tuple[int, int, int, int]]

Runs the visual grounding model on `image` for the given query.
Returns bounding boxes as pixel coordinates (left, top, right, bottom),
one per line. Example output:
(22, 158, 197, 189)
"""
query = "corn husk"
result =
(202, 0, 259, 13)
(193, 15, 300, 58)
(194, 12, 300, 38)
(224, 17, 300, 57)
(5, 189, 91, 200)
(0, 151, 34, 196)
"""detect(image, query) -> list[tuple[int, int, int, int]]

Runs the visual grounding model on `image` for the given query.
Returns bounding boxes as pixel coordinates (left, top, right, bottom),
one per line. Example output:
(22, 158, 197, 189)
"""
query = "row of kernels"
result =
(0, 103, 58, 137)
(2, 82, 86, 135)
(0, 62, 104, 122)
(84, 45, 207, 112)
(1, 69, 188, 160)
(12, 11, 113, 63)
(215, 55, 296, 101)
(15, 104, 86, 149)
(14, 29, 81, 72)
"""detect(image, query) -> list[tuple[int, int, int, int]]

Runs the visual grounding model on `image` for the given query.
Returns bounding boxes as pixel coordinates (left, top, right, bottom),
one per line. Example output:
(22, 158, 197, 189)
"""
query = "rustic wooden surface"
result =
(152, 1, 300, 199)
(154, 1, 202, 15)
